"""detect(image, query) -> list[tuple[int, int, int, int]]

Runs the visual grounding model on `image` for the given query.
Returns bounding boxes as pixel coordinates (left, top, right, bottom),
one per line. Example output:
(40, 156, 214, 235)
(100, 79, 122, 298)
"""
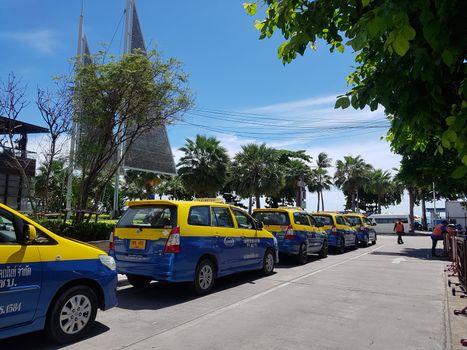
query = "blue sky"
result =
(0, 0, 436, 214)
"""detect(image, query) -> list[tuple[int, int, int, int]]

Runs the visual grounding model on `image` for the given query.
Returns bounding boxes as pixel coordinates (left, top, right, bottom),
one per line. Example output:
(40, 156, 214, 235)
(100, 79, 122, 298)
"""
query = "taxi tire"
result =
(319, 240, 328, 259)
(296, 243, 308, 265)
(46, 285, 97, 344)
(353, 236, 359, 249)
(262, 249, 275, 275)
(127, 274, 152, 288)
(338, 237, 345, 254)
(193, 259, 215, 295)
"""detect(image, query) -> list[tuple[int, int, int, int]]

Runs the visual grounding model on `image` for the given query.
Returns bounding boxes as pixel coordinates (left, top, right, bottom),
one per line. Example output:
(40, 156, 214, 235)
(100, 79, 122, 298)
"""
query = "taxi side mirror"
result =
(25, 224, 37, 242)
(372, 222, 377, 226)
(256, 221, 264, 230)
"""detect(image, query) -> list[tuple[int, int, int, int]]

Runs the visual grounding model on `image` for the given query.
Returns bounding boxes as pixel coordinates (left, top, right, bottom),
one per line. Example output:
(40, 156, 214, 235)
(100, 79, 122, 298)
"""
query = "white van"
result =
(367, 214, 411, 234)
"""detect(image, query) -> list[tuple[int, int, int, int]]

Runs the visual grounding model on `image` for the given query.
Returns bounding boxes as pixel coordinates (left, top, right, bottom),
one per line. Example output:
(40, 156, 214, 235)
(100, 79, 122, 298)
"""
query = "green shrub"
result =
(37, 220, 114, 242)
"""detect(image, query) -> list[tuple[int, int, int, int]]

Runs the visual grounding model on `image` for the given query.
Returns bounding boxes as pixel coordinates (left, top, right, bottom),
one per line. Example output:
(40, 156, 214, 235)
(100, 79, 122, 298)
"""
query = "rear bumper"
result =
(277, 239, 301, 255)
(327, 235, 339, 247)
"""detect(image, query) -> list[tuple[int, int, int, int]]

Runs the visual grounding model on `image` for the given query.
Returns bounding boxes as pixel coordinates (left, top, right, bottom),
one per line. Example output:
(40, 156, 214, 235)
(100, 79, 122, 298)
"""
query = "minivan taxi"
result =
(109, 200, 279, 295)
(311, 212, 358, 254)
(344, 213, 377, 247)
(252, 207, 328, 264)
(0, 203, 117, 343)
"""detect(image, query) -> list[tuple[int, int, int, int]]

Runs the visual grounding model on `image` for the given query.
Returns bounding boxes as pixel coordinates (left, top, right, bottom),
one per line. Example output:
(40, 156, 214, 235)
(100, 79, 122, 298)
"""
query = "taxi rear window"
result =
(345, 216, 361, 226)
(118, 205, 176, 228)
(252, 211, 290, 226)
(313, 215, 332, 226)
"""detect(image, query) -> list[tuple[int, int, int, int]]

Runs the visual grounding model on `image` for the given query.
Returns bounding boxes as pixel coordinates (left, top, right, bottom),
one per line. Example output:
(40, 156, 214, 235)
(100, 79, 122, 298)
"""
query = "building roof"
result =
(0, 116, 49, 134)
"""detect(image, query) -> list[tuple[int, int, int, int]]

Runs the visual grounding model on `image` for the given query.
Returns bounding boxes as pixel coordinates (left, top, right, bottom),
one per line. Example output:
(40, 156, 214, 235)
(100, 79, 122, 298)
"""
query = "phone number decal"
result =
(0, 302, 22, 315)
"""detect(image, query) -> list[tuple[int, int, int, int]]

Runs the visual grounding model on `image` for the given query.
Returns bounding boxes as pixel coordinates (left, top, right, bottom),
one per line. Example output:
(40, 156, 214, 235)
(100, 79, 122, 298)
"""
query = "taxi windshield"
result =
(253, 211, 290, 226)
(118, 205, 176, 228)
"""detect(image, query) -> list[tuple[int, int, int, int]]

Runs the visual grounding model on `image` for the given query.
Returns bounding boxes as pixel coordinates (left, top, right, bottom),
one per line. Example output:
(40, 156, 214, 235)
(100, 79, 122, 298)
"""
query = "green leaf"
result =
(441, 137, 450, 148)
(442, 48, 457, 67)
(452, 165, 467, 179)
(401, 24, 416, 40)
(370, 100, 378, 111)
(392, 36, 409, 56)
(446, 116, 456, 126)
(335, 96, 350, 109)
(462, 155, 467, 166)
(361, 0, 371, 7)
(243, 2, 257, 16)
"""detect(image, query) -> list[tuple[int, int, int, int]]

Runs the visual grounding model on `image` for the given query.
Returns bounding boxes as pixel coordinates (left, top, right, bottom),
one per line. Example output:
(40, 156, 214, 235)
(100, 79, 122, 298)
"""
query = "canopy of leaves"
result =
(177, 135, 230, 197)
(245, 0, 467, 178)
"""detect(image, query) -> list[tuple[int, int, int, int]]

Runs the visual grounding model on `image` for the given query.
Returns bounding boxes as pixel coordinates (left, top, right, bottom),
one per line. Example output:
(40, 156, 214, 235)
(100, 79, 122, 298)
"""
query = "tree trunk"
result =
(317, 191, 320, 211)
(255, 193, 261, 209)
(421, 197, 427, 230)
(408, 189, 415, 232)
(351, 191, 356, 212)
(248, 197, 253, 214)
(321, 190, 324, 211)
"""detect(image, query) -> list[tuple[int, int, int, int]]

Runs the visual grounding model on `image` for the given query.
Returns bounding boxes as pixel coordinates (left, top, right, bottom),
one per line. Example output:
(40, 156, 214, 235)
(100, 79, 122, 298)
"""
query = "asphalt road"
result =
(2, 235, 449, 350)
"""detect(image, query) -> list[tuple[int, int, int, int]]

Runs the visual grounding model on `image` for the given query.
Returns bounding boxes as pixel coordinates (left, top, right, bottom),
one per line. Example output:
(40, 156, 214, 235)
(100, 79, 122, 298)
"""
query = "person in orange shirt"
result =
(393, 219, 405, 244)
(431, 220, 448, 257)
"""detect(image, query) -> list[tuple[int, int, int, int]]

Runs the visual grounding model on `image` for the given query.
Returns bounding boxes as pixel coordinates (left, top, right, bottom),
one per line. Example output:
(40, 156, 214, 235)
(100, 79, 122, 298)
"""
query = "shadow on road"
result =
(0, 321, 110, 350)
(370, 247, 449, 261)
(117, 269, 275, 311)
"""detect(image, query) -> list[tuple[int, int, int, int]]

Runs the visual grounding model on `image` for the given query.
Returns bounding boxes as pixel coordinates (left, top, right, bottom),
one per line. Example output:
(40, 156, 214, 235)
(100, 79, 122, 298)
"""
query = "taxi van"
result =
(252, 207, 328, 264)
(0, 203, 117, 343)
(311, 212, 358, 254)
(344, 213, 377, 247)
(109, 200, 278, 295)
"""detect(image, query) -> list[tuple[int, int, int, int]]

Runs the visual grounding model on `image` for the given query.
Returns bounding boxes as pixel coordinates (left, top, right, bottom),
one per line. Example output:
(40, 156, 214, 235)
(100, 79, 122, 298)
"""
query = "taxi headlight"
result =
(99, 255, 116, 271)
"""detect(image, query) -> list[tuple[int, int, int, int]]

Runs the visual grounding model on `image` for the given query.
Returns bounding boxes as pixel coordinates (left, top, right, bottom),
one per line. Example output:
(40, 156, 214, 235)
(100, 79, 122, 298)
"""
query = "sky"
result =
(0, 0, 442, 215)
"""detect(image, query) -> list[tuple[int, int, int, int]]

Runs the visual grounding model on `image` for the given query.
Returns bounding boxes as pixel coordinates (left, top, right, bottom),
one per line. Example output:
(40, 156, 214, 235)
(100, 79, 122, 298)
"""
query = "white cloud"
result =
(0, 30, 59, 54)
(245, 94, 339, 114)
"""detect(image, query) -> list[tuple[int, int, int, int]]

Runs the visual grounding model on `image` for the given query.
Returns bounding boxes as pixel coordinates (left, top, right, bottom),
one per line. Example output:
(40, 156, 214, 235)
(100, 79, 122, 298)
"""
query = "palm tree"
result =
(365, 169, 392, 213)
(315, 152, 332, 210)
(177, 135, 229, 197)
(308, 168, 333, 211)
(230, 143, 283, 210)
(334, 155, 373, 211)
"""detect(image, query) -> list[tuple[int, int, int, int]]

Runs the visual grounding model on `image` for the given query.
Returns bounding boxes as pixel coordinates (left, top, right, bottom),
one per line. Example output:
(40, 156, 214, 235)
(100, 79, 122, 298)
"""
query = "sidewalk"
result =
(445, 263, 467, 349)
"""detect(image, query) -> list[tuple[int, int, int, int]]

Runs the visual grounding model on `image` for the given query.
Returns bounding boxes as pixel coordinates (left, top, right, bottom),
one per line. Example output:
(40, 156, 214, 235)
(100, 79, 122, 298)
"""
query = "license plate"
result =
(129, 239, 146, 250)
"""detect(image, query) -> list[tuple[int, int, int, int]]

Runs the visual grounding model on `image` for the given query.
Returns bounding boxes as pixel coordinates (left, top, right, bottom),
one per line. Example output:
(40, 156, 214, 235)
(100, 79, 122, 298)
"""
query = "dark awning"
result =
(0, 116, 49, 134)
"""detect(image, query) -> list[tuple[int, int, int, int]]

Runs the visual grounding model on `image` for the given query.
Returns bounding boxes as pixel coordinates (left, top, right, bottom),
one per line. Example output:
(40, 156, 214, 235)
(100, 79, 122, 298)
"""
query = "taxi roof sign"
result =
(194, 198, 225, 203)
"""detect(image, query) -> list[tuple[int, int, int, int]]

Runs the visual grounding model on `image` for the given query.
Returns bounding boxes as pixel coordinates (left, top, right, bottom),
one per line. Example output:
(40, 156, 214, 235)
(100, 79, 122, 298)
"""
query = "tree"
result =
(177, 135, 229, 197)
(35, 159, 68, 212)
(230, 143, 283, 210)
(365, 169, 392, 214)
(314, 152, 333, 210)
(334, 155, 373, 211)
(156, 175, 193, 200)
(0, 73, 36, 214)
(36, 82, 72, 211)
(244, 0, 467, 178)
(308, 168, 333, 211)
(121, 170, 161, 200)
(71, 49, 192, 223)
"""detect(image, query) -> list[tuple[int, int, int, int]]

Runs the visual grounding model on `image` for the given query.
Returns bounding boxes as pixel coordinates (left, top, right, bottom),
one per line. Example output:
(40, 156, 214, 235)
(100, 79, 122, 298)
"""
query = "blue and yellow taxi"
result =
(0, 203, 117, 343)
(344, 213, 377, 247)
(311, 212, 358, 254)
(252, 207, 328, 264)
(109, 200, 278, 295)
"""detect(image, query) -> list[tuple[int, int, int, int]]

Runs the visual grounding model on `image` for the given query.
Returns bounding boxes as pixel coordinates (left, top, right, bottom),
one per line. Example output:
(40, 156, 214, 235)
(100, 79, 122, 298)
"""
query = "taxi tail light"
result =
(164, 226, 181, 253)
(284, 225, 294, 240)
(330, 226, 337, 235)
(109, 228, 115, 251)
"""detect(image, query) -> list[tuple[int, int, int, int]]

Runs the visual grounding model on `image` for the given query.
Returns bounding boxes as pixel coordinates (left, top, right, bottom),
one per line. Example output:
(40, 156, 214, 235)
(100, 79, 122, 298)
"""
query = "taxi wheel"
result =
(46, 285, 97, 344)
(338, 237, 345, 254)
(262, 249, 275, 275)
(296, 243, 308, 265)
(319, 240, 328, 259)
(372, 236, 377, 245)
(353, 236, 359, 249)
(127, 274, 152, 288)
(193, 259, 215, 295)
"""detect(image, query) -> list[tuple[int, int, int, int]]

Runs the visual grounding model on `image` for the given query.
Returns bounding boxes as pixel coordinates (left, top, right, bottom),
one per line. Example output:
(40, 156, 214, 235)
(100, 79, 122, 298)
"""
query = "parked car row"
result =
(0, 200, 377, 344)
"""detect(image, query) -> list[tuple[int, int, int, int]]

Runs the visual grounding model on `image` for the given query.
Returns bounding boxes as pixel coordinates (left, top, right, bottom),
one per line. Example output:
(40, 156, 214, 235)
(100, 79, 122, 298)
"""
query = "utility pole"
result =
(432, 182, 436, 226)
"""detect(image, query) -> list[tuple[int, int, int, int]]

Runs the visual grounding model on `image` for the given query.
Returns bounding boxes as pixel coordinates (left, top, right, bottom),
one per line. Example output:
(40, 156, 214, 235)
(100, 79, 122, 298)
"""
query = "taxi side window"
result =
(188, 206, 211, 226)
(232, 209, 255, 230)
(314, 216, 332, 226)
(0, 211, 17, 244)
(211, 207, 234, 228)
(294, 213, 310, 226)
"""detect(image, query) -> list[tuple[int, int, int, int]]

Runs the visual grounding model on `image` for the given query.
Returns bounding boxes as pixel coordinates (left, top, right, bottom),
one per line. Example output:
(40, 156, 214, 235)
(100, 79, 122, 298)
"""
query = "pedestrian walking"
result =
(431, 220, 448, 257)
(394, 219, 405, 244)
